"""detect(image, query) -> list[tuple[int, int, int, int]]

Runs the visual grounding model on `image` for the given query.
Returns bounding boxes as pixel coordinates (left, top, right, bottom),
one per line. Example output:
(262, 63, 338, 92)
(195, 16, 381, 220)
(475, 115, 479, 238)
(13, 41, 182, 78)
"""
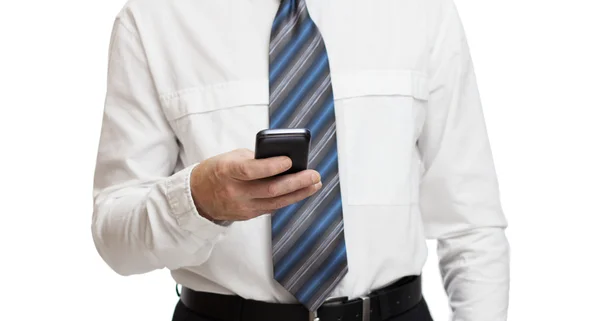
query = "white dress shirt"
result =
(92, 0, 510, 320)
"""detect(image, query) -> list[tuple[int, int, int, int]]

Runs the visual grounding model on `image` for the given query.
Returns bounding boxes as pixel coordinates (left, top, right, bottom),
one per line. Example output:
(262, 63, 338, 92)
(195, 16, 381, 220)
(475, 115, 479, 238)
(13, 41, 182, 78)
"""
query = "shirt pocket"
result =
(333, 70, 429, 206)
(160, 79, 270, 162)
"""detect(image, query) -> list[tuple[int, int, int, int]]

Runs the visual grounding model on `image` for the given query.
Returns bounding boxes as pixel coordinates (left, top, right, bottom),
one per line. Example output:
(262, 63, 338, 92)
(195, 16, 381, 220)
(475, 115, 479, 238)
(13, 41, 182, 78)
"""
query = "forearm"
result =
(92, 164, 228, 276)
(437, 227, 510, 321)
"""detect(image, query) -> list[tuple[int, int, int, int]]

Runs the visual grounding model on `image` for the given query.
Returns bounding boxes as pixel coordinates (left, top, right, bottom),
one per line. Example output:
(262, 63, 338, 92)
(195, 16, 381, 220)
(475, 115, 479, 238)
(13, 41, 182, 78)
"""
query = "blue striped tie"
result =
(269, 0, 348, 312)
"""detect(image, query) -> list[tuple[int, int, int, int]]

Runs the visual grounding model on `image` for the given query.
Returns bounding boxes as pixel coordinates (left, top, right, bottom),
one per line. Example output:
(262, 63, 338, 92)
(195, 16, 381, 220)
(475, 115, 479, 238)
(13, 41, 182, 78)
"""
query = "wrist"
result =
(190, 162, 215, 220)
(190, 162, 232, 226)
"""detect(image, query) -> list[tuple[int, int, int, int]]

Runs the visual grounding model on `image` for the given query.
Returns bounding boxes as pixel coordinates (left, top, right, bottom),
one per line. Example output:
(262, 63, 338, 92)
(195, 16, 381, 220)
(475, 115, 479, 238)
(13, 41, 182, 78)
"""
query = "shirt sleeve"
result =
(419, 0, 510, 320)
(91, 17, 229, 276)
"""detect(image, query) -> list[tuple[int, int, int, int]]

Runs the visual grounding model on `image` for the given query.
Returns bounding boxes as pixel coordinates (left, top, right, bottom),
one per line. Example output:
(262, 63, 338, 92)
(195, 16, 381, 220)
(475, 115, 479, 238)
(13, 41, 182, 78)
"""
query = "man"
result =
(92, 0, 510, 320)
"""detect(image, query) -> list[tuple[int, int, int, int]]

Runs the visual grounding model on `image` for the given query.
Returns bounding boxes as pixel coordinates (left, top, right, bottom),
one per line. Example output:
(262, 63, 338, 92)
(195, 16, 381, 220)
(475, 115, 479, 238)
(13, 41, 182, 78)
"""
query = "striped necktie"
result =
(268, 0, 348, 312)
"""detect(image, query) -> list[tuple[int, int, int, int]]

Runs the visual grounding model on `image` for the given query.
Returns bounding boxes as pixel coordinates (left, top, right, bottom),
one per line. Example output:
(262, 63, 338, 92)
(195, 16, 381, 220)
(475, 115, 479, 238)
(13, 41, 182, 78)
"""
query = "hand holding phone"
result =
(188, 130, 320, 222)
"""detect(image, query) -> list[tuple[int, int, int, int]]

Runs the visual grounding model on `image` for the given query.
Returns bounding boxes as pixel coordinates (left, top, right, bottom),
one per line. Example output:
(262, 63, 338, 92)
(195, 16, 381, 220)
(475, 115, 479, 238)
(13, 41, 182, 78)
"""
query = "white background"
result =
(1, 0, 598, 320)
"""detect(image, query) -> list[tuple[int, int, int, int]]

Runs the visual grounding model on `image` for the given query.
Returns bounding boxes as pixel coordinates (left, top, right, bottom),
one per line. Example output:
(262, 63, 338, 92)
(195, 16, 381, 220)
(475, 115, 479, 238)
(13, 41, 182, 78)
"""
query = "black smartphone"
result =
(255, 128, 311, 176)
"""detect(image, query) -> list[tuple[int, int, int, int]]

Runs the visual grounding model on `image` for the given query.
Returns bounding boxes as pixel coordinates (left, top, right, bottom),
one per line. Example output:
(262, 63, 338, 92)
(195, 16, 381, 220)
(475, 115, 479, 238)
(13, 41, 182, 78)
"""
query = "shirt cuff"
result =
(165, 163, 230, 238)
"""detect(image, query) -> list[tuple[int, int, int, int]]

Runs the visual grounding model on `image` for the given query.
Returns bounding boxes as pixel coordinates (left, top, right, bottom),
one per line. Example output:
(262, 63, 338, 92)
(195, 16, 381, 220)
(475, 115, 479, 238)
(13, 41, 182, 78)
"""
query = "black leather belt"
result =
(180, 275, 422, 321)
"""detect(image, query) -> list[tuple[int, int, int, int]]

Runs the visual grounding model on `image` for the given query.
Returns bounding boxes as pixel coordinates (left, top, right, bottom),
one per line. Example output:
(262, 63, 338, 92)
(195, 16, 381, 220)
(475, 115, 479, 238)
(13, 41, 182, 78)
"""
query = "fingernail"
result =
(312, 173, 320, 184)
(285, 158, 293, 168)
(315, 182, 323, 189)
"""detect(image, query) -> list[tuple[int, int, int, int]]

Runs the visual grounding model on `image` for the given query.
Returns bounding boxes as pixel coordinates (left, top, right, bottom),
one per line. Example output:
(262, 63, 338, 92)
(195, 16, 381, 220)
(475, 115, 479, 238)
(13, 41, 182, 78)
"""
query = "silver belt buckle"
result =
(310, 296, 369, 321)
(360, 296, 371, 321)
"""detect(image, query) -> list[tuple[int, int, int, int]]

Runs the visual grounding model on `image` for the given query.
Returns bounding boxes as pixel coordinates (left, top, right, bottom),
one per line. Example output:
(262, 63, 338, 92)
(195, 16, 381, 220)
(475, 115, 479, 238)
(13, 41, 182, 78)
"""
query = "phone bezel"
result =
(256, 128, 311, 140)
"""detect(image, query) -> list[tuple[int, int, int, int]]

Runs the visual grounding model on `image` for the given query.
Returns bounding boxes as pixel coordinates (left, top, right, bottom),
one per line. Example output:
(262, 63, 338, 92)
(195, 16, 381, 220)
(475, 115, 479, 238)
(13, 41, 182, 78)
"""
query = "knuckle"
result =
(240, 202, 252, 211)
(266, 183, 280, 198)
(235, 148, 254, 158)
(235, 204, 248, 215)
(275, 160, 289, 173)
(237, 163, 251, 178)
(292, 178, 305, 191)
(225, 185, 239, 198)
(214, 160, 230, 178)
(217, 184, 237, 199)
(271, 199, 287, 210)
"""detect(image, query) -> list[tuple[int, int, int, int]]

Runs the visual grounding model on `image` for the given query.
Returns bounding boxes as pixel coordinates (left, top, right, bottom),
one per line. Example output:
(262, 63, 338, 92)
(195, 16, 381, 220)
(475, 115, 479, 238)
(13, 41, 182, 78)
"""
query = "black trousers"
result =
(172, 298, 434, 321)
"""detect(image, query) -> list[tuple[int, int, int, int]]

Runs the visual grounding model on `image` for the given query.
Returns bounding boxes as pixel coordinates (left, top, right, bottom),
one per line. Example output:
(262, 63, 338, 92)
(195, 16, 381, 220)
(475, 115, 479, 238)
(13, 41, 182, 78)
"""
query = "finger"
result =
(228, 156, 292, 181)
(252, 182, 323, 212)
(246, 170, 321, 199)
(233, 148, 255, 159)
